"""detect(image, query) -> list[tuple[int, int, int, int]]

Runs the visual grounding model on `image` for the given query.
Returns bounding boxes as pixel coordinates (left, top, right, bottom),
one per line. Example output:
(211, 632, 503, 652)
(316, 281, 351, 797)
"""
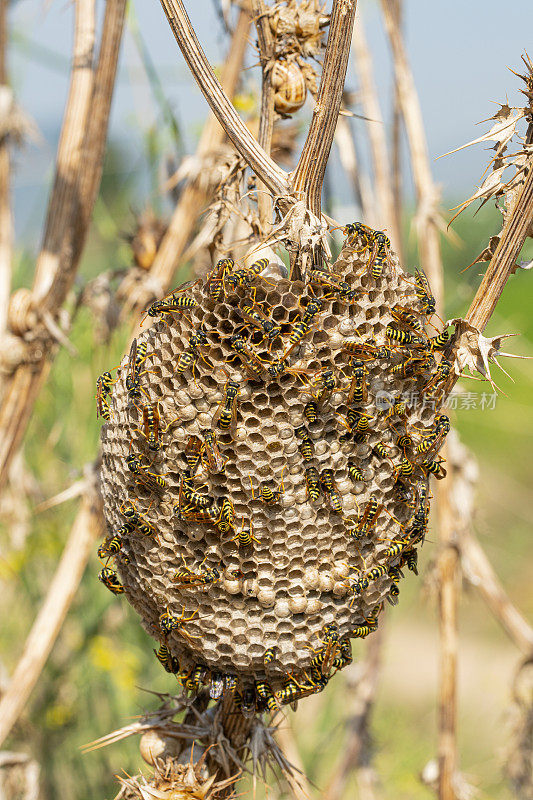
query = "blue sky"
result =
(8, 0, 533, 242)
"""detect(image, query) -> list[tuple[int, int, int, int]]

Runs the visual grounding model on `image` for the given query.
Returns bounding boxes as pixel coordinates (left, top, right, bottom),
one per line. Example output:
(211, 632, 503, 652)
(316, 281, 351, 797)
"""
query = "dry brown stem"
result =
(465, 164, 533, 331)
(435, 463, 459, 800)
(158, 0, 288, 196)
(126, 7, 251, 325)
(323, 626, 384, 800)
(389, 0, 404, 264)
(380, 0, 444, 315)
(292, 0, 358, 217)
(0, 0, 11, 336)
(274, 719, 312, 800)
(0, 467, 104, 747)
(0, 0, 126, 492)
(461, 530, 533, 657)
(351, 16, 400, 248)
(250, 0, 275, 231)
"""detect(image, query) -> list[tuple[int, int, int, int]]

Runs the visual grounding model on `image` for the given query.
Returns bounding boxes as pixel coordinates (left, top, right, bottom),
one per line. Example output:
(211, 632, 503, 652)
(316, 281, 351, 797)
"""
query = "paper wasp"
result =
(295, 425, 314, 462)
(183, 435, 203, 475)
(96, 371, 114, 420)
(176, 325, 210, 381)
(99, 567, 124, 595)
(97, 535, 123, 561)
(351, 609, 379, 638)
(367, 231, 390, 280)
(137, 401, 177, 452)
(319, 469, 343, 513)
(255, 679, 279, 712)
(154, 643, 180, 673)
(216, 497, 235, 533)
(172, 560, 220, 588)
(231, 517, 260, 548)
(126, 454, 166, 492)
(391, 305, 425, 332)
(212, 378, 240, 436)
(304, 466, 321, 501)
(225, 257, 270, 291)
(249, 468, 285, 505)
(158, 606, 201, 645)
(422, 358, 452, 397)
(309, 623, 340, 676)
(282, 296, 323, 359)
(145, 289, 198, 321)
(308, 263, 360, 302)
(304, 368, 336, 405)
(386, 325, 428, 350)
(304, 400, 318, 425)
(421, 455, 447, 479)
(237, 291, 282, 347)
(206, 258, 234, 302)
(347, 460, 366, 483)
(200, 429, 227, 473)
(345, 358, 368, 405)
(227, 334, 268, 381)
(415, 414, 450, 455)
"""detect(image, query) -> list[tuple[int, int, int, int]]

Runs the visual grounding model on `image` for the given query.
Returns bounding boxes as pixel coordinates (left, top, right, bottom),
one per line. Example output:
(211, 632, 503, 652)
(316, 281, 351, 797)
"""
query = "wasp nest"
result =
(98, 225, 450, 713)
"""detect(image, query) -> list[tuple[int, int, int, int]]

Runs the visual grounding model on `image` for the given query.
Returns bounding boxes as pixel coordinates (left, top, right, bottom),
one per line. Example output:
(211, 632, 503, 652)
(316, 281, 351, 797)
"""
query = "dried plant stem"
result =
(351, 18, 400, 249)
(292, 0, 358, 216)
(461, 529, 533, 656)
(380, 0, 443, 314)
(138, 7, 251, 305)
(250, 0, 275, 231)
(0, 0, 11, 336)
(275, 719, 312, 800)
(466, 165, 533, 331)
(435, 467, 459, 800)
(389, 0, 404, 264)
(32, 0, 96, 303)
(0, 472, 104, 747)
(324, 626, 384, 800)
(159, 0, 288, 196)
(0, 0, 125, 493)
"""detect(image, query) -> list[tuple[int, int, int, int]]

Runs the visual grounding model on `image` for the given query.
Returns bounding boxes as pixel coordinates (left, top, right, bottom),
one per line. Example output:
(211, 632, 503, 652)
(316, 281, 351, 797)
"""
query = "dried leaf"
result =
(446, 318, 529, 391)
(443, 105, 523, 158)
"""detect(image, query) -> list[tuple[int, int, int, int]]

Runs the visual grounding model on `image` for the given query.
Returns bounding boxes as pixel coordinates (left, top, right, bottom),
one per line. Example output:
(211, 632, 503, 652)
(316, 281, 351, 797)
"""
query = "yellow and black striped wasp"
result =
(99, 566, 124, 595)
(172, 558, 220, 588)
(227, 334, 268, 381)
(282, 295, 323, 359)
(319, 469, 343, 513)
(414, 267, 437, 319)
(205, 258, 234, 302)
(400, 548, 419, 574)
(200, 429, 227, 473)
(249, 468, 285, 506)
(176, 325, 210, 382)
(415, 413, 450, 455)
(209, 672, 225, 700)
(305, 466, 321, 501)
(137, 401, 178, 453)
(347, 358, 369, 406)
(428, 329, 451, 352)
(309, 623, 340, 676)
(126, 454, 166, 493)
(183, 434, 203, 476)
(308, 263, 360, 303)
(231, 517, 260, 548)
(295, 425, 314, 462)
(366, 230, 390, 280)
(158, 606, 201, 645)
(351, 608, 380, 638)
(216, 496, 235, 533)
(154, 642, 180, 674)
(237, 290, 282, 348)
(390, 352, 435, 379)
(212, 377, 241, 437)
(421, 358, 452, 397)
(338, 408, 372, 443)
(125, 339, 149, 406)
(336, 221, 374, 250)
(178, 470, 214, 511)
(96, 371, 114, 420)
(304, 400, 319, 425)
(421, 455, 447, 479)
(391, 305, 425, 332)
(145, 284, 198, 322)
(347, 459, 366, 484)
(386, 325, 428, 351)
(352, 497, 381, 539)
(97, 534, 123, 561)
(120, 500, 158, 540)
(305, 368, 336, 405)
(255, 679, 279, 711)
(225, 257, 270, 291)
